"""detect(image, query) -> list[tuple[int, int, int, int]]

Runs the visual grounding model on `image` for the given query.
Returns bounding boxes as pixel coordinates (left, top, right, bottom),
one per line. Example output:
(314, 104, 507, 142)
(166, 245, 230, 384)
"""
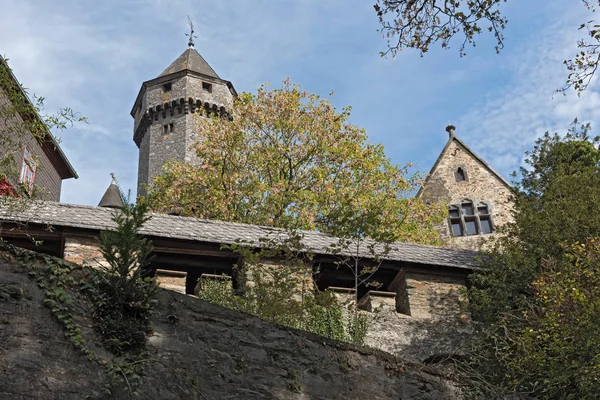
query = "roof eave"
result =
(0, 57, 78, 180)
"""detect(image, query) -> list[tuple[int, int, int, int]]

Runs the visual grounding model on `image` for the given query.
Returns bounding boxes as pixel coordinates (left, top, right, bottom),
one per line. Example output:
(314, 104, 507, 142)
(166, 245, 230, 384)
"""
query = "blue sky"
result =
(1, 0, 598, 205)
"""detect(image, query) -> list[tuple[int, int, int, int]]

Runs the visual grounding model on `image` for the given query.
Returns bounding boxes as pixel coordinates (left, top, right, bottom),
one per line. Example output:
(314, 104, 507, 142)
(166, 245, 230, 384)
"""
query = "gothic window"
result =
(162, 82, 172, 92)
(202, 82, 212, 93)
(448, 200, 494, 237)
(455, 167, 467, 182)
(19, 146, 36, 193)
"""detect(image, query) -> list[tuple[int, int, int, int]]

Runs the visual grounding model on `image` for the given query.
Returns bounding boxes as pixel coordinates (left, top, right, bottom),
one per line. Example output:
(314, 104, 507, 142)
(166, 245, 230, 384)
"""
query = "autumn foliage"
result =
(148, 80, 445, 244)
(0, 179, 20, 198)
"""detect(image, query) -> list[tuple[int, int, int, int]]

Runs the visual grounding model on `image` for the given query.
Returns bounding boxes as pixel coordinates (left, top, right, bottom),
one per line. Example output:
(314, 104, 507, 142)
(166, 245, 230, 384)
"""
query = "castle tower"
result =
(131, 41, 237, 196)
(418, 125, 514, 250)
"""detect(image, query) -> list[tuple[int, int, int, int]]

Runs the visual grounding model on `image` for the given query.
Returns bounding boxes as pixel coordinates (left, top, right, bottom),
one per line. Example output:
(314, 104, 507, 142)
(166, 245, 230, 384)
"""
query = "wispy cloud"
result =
(0, 0, 593, 206)
(457, 4, 600, 176)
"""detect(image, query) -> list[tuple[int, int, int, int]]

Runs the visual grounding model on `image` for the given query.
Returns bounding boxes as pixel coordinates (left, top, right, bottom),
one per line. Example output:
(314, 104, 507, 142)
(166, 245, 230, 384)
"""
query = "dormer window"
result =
(456, 167, 467, 182)
(448, 200, 494, 237)
(162, 82, 172, 92)
(202, 82, 212, 93)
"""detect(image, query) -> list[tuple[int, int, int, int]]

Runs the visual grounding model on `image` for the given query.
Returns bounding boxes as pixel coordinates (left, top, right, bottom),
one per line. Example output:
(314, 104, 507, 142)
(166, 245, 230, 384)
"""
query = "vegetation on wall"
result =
(461, 121, 600, 399)
(148, 79, 446, 245)
(196, 231, 369, 345)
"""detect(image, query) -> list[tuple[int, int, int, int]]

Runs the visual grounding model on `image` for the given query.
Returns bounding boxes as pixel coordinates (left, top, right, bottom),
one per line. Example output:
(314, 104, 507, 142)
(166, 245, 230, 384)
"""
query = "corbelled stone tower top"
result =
(131, 41, 237, 196)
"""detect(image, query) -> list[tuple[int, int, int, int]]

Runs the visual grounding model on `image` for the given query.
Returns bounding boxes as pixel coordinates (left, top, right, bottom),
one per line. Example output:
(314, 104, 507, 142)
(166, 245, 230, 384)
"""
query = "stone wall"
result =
(134, 71, 234, 195)
(155, 269, 187, 294)
(63, 235, 109, 269)
(330, 272, 471, 362)
(59, 235, 471, 361)
(421, 137, 514, 250)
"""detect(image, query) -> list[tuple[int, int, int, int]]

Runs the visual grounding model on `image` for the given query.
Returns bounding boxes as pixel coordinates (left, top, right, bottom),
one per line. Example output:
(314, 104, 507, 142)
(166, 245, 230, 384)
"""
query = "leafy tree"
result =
(148, 79, 445, 245)
(469, 121, 600, 322)
(462, 121, 600, 398)
(373, 0, 600, 93)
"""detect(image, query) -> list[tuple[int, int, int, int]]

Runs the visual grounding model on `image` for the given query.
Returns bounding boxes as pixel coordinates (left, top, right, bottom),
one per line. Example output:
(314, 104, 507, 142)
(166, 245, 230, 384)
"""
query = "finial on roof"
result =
(185, 15, 198, 48)
(445, 124, 456, 138)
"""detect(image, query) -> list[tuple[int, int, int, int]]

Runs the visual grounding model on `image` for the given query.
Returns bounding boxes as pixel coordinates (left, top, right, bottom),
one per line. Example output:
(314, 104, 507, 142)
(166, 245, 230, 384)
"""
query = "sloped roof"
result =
(0, 201, 482, 270)
(417, 134, 511, 197)
(159, 48, 220, 79)
(0, 58, 77, 180)
(97, 183, 124, 209)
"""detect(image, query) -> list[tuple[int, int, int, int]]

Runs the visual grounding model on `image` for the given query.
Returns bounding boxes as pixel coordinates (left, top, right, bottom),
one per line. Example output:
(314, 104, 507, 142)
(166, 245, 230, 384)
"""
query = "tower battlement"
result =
(131, 47, 236, 195)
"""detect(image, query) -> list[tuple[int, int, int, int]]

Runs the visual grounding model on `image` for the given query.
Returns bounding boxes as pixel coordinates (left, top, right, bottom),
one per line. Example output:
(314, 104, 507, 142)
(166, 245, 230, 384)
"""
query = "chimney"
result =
(445, 125, 456, 138)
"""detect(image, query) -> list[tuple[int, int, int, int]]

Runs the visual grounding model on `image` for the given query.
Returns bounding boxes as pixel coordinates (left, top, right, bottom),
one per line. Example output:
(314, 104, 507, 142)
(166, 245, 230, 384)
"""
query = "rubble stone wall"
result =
(63, 235, 109, 269)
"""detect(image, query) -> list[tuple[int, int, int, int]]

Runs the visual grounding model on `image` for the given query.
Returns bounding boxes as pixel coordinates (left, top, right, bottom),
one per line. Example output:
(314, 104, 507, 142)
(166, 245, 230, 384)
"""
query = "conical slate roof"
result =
(159, 48, 220, 79)
(98, 183, 124, 209)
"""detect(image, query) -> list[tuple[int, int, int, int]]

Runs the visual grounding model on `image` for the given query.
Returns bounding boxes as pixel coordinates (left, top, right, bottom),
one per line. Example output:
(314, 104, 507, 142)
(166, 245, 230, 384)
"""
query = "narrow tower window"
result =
(162, 82, 172, 92)
(163, 123, 174, 135)
(202, 82, 212, 93)
(456, 167, 467, 182)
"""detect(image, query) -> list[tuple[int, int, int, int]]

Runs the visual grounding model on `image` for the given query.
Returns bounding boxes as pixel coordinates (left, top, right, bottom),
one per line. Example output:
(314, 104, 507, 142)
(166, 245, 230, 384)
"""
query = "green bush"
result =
(197, 270, 368, 345)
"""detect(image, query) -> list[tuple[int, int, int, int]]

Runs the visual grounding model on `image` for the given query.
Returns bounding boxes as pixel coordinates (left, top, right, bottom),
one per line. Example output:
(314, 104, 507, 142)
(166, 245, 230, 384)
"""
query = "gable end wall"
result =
(421, 140, 513, 249)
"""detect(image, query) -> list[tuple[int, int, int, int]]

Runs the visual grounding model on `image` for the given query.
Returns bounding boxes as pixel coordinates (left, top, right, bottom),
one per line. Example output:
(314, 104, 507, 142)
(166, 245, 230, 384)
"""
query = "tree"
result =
(462, 121, 600, 398)
(148, 79, 445, 245)
(373, 0, 600, 93)
(93, 196, 158, 355)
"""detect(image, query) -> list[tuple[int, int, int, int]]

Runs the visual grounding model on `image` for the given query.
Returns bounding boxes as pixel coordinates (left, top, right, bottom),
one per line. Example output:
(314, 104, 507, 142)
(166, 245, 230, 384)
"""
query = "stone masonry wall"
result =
(135, 72, 234, 195)
(59, 235, 471, 361)
(331, 272, 471, 362)
(63, 235, 109, 269)
(421, 138, 514, 250)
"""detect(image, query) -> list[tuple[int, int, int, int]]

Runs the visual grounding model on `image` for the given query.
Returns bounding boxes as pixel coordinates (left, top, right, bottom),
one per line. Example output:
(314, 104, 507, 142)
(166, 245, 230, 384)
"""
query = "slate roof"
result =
(0, 201, 482, 270)
(159, 48, 220, 79)
(97, 183, 124, 209)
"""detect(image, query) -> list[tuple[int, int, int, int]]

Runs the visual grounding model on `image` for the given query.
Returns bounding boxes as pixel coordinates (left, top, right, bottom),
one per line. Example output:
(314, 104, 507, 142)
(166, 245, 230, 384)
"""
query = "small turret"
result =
(98, 180, 124, 209)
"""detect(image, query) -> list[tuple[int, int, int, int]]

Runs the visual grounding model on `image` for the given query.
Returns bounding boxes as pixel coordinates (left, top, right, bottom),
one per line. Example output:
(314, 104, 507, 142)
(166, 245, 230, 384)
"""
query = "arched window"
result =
(448, 200, 494, 237)
(456, 167, 467, 182)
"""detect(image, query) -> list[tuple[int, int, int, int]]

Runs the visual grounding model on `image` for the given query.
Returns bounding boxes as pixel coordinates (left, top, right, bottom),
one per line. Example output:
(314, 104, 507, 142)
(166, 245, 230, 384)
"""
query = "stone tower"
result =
(418, 125, 514, 250)
(131, 42, 237, 195)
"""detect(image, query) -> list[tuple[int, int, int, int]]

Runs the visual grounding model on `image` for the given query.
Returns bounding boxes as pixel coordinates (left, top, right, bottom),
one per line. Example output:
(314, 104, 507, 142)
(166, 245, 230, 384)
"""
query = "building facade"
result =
(0, 58, 77, 201)
(418, 125, 514, 250)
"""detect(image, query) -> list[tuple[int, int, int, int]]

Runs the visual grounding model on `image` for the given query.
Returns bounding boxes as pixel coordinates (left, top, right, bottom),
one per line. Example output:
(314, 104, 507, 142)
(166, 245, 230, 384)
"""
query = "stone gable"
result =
(420, 134, 514, 250)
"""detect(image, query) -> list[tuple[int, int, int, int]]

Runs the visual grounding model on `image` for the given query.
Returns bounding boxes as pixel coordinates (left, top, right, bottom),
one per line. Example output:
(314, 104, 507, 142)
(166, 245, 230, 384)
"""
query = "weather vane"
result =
(185, 16, 198, 48)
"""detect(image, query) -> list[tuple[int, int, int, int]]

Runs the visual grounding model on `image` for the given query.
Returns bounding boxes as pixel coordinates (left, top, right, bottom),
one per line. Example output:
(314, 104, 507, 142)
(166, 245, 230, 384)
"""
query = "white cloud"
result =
(457, 4, 600, 178)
